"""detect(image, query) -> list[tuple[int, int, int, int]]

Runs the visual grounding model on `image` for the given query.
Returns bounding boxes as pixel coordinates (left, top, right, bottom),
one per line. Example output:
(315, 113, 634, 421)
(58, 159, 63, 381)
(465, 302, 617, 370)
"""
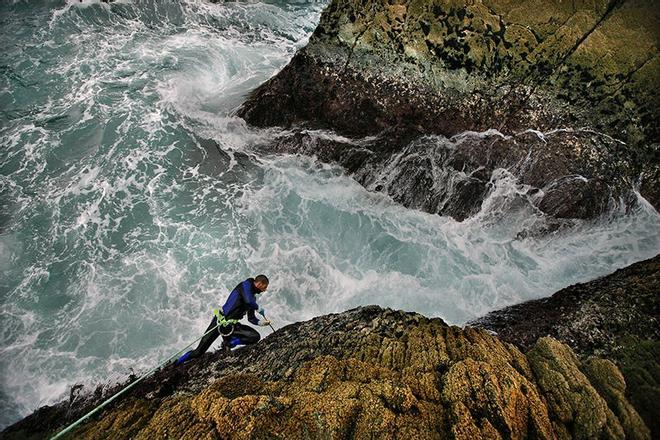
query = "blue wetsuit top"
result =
(221, 278, 261, 325)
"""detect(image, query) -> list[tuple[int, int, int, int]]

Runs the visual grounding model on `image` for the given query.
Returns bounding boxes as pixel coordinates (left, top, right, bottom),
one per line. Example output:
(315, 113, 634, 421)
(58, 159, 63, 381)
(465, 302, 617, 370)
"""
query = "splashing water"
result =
(0, 0, 658, 429)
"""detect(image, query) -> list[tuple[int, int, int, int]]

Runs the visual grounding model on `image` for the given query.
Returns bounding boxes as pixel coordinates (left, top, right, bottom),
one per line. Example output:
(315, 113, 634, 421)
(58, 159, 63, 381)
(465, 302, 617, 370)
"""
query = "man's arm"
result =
(247, 309, 260, 325)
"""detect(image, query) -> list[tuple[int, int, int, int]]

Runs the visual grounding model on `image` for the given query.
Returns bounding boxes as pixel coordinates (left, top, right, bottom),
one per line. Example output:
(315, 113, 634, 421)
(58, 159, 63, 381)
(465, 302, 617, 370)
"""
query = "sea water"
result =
(1, 0, 658, 429)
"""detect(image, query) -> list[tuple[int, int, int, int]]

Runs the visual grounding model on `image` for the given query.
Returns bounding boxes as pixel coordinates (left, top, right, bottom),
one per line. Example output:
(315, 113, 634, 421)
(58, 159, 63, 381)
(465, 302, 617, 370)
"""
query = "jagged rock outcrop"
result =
(471, 253, 660, 436)
(263, 127, 638, 222)
(239, 0, 660, 220)
(3, 306, 650, 439)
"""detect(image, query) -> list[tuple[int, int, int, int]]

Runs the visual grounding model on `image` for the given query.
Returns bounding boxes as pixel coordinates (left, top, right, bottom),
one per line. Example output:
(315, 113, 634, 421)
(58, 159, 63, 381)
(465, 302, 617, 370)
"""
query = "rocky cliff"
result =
(471, 253, 660, 436)
(240, 0, 659, 221)
(4, 303, 652, 439)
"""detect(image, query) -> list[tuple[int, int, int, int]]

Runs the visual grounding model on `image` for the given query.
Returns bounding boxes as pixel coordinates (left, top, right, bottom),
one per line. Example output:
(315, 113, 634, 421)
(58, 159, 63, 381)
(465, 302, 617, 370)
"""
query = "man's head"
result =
(254, 274, 269, 292)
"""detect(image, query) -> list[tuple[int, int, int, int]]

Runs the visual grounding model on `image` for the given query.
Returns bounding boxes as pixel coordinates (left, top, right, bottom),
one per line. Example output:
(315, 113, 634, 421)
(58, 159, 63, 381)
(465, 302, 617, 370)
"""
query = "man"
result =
(176, 274, 271, 364)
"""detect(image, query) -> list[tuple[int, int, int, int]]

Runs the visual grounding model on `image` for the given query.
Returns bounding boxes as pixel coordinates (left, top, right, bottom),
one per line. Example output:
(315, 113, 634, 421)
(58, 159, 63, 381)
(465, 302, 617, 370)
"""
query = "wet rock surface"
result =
(4, 300, 652, 439)
(471, 253, 660, 436)
(239, 0, 660, 218)
(262, 127, 638, 222)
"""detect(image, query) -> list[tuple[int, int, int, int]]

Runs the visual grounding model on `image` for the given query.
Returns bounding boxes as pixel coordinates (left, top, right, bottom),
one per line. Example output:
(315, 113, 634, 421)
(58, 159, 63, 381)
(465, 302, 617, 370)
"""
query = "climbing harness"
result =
(50, 325, 220, 440)
(213, 309, 238, 336)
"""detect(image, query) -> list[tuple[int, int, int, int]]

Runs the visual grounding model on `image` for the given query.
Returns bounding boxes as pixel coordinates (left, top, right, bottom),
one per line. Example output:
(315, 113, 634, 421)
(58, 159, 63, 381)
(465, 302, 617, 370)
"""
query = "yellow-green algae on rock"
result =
(299, 0, 659, 146)
(239, 0, 660, 220)
(473, 254, 660, 436)
(49, 309, 649, 440)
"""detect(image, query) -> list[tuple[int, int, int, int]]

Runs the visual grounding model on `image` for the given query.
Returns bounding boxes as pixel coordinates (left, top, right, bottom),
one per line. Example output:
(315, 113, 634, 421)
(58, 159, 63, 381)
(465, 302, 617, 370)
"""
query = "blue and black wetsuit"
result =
(177, 278, 263, 364)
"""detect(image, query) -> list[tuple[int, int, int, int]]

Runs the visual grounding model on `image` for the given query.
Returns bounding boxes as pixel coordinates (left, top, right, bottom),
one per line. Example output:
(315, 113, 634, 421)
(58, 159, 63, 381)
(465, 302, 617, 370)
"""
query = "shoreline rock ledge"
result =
(471, 253, 660, 437)
(4, 282, 654, 438)
(239, 0, 659, 221)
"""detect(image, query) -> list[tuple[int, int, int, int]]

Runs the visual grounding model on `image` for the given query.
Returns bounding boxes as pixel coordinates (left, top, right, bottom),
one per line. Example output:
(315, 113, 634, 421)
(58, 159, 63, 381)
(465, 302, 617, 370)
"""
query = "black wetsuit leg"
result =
(188, 316, 220, 359)
(227, 323, 261, 347)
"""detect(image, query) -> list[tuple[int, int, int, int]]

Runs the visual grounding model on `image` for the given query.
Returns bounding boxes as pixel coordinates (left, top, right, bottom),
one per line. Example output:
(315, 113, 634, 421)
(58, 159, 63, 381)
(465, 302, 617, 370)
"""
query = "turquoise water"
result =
(1, 0, 658, 429)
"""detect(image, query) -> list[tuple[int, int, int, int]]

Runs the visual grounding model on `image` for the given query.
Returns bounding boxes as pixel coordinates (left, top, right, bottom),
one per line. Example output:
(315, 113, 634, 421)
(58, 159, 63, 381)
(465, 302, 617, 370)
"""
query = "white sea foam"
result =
(1, 0, 325, 426)
(232, 153, 659, 329)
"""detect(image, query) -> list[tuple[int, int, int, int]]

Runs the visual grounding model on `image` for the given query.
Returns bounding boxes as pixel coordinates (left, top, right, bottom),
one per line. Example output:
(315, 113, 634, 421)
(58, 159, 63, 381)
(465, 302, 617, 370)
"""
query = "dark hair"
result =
(255, 274, 269, 285)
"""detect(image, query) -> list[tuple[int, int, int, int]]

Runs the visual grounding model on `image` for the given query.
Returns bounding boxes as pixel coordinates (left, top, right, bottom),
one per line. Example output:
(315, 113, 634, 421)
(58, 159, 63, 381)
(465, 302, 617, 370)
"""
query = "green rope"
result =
(50, 325, 219, 440)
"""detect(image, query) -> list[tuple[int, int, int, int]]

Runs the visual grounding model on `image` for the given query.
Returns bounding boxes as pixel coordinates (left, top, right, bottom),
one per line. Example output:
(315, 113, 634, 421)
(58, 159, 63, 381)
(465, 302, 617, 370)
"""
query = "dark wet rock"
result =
(469, 254, 659, 364)
(263, 127, 638, 222)
(239, 0, 660, 218)
(470, 253, 660, 436)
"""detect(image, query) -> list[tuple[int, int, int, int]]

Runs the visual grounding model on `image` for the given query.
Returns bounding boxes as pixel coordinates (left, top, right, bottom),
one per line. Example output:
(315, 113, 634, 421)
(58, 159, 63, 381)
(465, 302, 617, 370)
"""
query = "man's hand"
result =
(258, 319, 271, 327)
